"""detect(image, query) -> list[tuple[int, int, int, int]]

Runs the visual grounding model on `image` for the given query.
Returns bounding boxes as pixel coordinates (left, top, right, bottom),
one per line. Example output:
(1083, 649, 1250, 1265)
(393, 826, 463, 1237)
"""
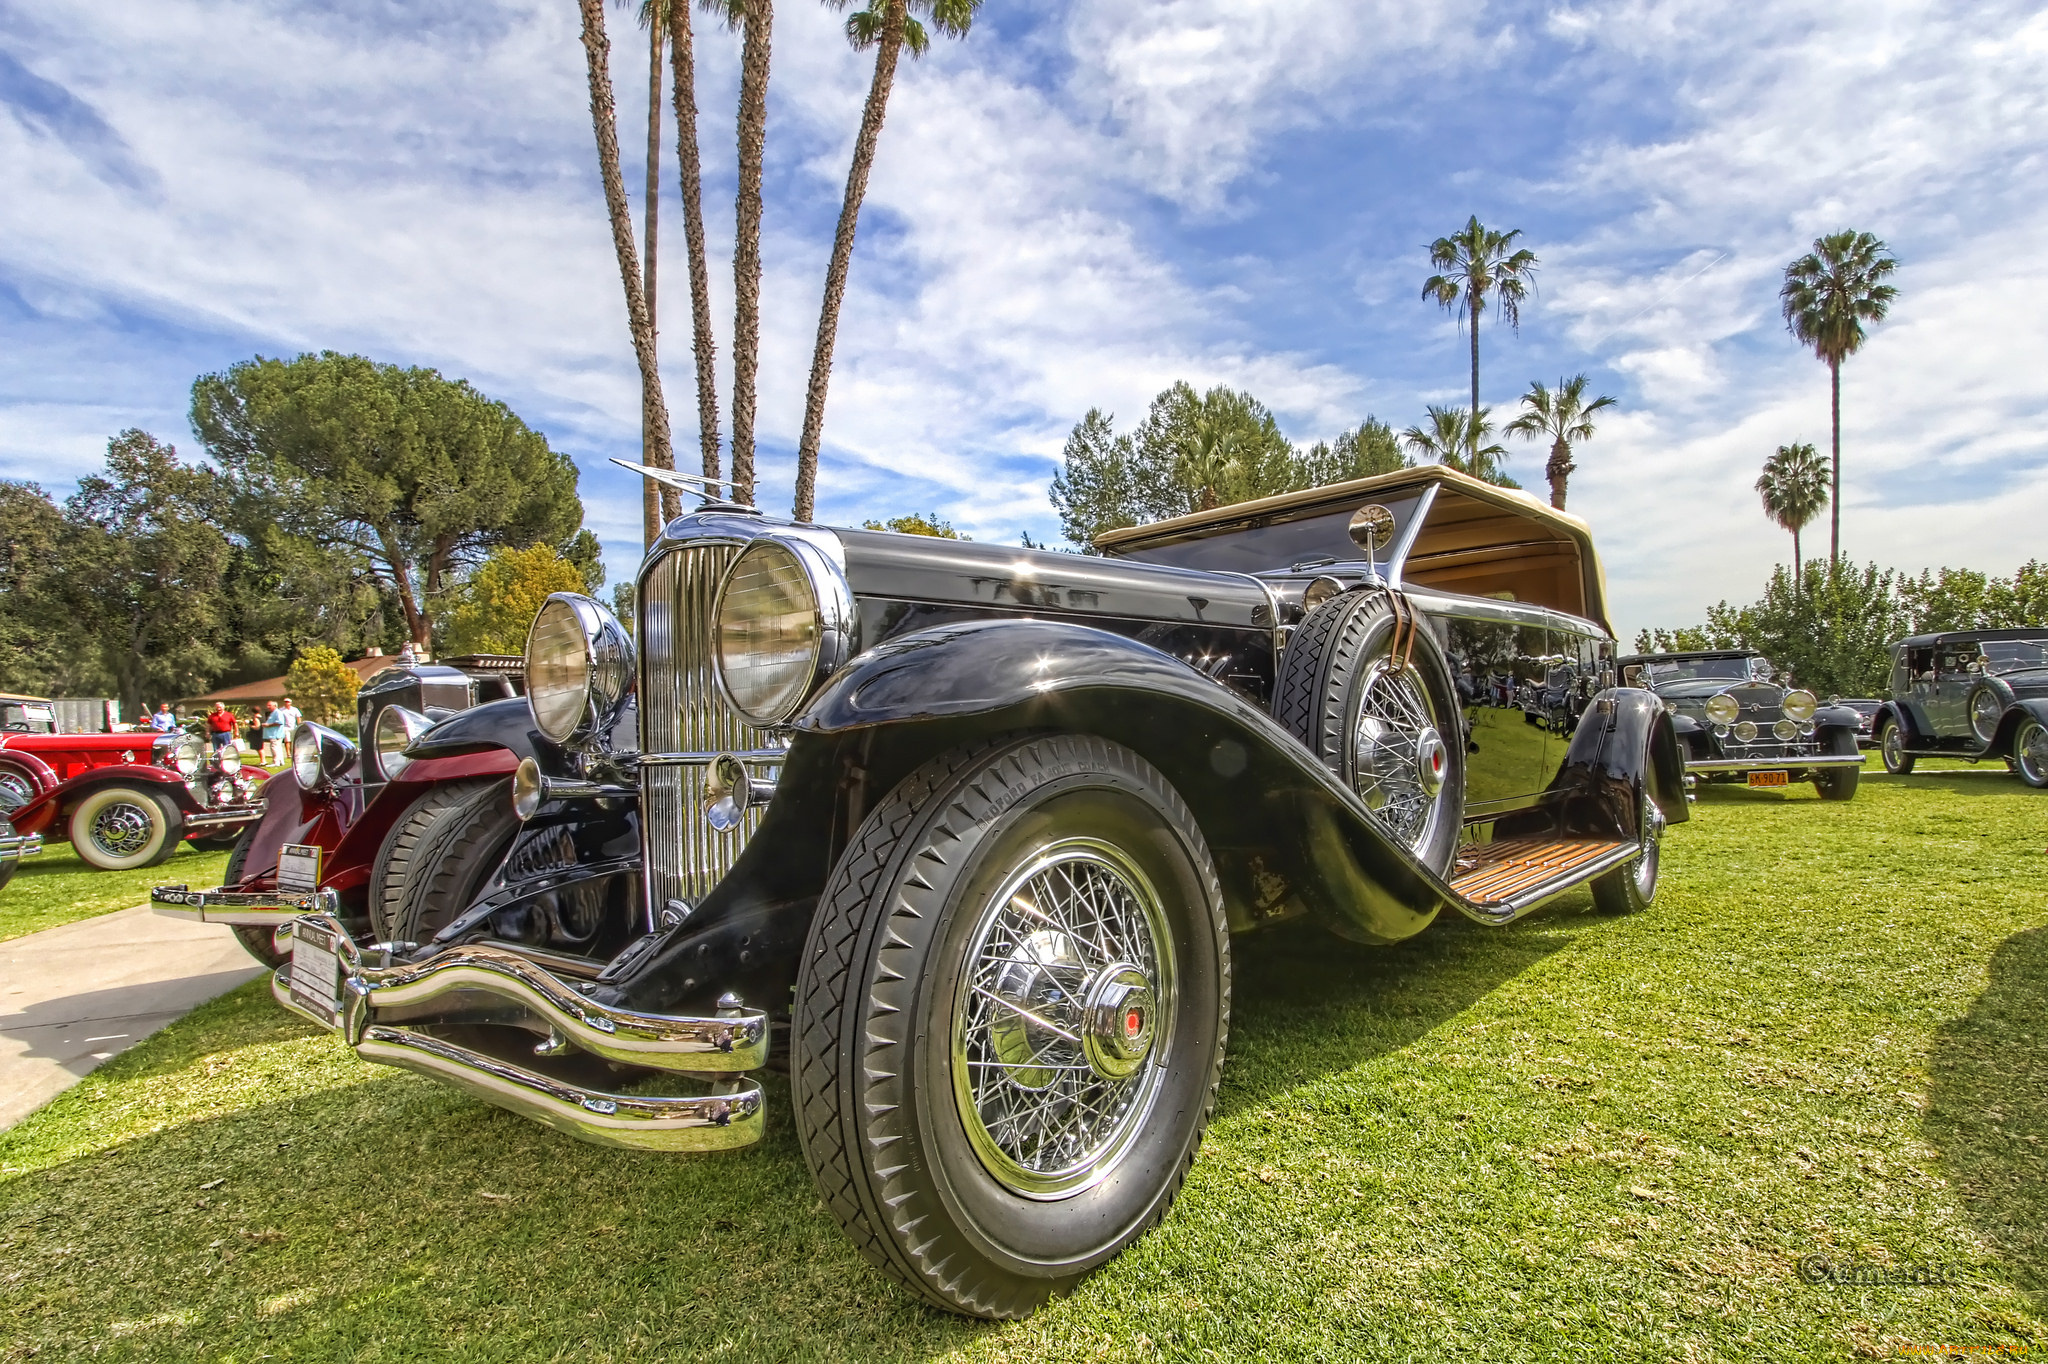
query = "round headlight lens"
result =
(293, 724, 325, 790)
(218, 747, 243, 776)
(373, 705, 433, 781)
(1733, 720, 1758, 743)
(174, 736, 205, 776)
(1782, 689, 1818, 722)
(525, 594, 634, 745)
(1773, 719, 1799, 741)
(715, 540, 822, 726)
(1704, 694, 1739, 726)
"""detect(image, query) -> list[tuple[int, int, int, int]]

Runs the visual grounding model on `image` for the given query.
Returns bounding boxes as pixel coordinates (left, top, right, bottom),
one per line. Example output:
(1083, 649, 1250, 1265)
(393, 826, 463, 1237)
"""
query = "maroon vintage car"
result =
(0, 728, 267, 870)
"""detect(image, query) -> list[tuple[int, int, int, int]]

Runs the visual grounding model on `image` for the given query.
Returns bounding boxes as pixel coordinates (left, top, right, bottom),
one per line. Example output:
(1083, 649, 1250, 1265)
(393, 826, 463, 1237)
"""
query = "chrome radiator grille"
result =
(638, 542, 775, 917)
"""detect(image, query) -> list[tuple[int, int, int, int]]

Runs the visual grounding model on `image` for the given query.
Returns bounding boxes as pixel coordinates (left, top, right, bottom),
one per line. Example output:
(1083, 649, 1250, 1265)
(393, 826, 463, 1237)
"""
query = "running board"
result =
(1446, 837, 1637, 922)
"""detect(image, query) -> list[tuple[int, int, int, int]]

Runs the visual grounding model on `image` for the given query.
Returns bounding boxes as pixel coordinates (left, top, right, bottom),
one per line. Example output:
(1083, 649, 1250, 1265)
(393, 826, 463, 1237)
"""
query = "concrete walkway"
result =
(0, 906, 263, 1129)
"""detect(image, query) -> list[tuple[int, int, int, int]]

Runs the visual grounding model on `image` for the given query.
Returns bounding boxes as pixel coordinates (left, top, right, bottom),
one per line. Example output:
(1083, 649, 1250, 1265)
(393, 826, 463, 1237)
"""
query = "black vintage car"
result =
(263, 465, 1686, 1319)
(1873, 629, 2048, 788)
(1616, 650, 1864, 799)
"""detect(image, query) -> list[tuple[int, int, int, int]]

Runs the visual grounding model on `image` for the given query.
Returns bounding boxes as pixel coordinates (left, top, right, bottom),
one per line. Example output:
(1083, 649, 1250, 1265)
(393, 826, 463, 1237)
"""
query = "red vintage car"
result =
(0, 728, 267, 870)
(153, 660, 528, 967)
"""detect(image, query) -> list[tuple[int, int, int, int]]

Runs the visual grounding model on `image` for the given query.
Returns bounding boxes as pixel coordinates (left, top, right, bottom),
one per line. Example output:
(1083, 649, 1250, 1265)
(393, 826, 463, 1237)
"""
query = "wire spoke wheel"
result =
(89, 801, 154, 858)
(1350, 659, 1450, 855)
(952, 838, 1175, 1199)
(0, 769, 32, 815)
(2017, 720, 2048, 788)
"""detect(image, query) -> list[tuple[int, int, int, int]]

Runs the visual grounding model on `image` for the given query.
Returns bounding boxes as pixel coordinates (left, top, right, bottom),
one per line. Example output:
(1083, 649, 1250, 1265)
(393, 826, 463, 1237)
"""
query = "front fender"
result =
(1814, 704, 1862, 734)
(1991, 697, 2048, 756)
(404, 696, 558, 768)
(1873, 700, 1922, 743)
(792, 618, 1446, 945)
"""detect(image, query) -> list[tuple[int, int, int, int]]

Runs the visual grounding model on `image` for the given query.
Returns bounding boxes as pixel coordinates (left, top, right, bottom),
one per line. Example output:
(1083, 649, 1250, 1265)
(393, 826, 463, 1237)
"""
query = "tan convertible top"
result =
(1095, 464, 1616, 637)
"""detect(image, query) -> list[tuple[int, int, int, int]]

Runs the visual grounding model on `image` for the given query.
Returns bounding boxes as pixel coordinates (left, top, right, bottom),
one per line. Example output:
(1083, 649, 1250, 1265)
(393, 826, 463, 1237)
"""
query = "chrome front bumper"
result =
(152, 884, 337, 926)
(270, 914, 767, 1153)
(1686, 754, 1866, 773)
(0, 832, 43, 867)
(183, 805, 267, 832)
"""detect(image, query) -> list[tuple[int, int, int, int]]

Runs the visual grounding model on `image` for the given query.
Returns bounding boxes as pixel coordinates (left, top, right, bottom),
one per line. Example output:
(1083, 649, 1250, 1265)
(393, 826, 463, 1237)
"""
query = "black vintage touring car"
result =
(1618, 649, 1864, 800)
(261, 465, 1686, 1318)
(1874, 629, 2048, 787)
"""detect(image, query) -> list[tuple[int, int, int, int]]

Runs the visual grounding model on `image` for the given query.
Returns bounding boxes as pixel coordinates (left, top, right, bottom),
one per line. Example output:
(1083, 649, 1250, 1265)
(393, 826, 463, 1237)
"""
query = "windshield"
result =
(1642, 657, 1764, 685)
(1109, 493, 1423, 574)
(1982, 640, 2048, 674)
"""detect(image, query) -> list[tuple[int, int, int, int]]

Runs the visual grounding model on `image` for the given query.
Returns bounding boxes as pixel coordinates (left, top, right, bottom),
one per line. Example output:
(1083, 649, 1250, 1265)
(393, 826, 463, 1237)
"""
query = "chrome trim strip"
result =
(343, 939, 768, 1073)
(181, 807, 266, 832)
(354, 1027, 763, 1153)
(1491, 842, 1639, 913)
(152, 885, 339, 925)
(1686, 756, 1865, 771)
(1382, 481, 1438, 589)
(637, 748, 788, 767)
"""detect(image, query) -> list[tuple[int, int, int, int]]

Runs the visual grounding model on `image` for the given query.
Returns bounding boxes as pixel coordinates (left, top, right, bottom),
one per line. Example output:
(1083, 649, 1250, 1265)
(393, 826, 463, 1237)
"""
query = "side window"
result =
(1906, 647, 1934, 681)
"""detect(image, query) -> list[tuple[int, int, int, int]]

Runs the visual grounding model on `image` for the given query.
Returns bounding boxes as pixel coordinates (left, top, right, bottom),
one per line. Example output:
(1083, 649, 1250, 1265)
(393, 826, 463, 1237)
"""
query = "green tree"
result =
(60, 431, 232, 716)
(190, 352, 585, 652)
(286, 645, 361, 725)
(794, 0, 981, 521)
(1780, 230, 1899, 562)
(1401, 406, 1513, 486)
(0, 481, 69, 695)
(1422, 216, 1537, 460)
(1504, 375, 1616, 510)
(1753, 441, 1829, 587)
(576, 0, 677, 546)
(1297, 417, 1408, 487)
(1049, 383, 1301, 546)
(1985, 561, 2048, 626)
(1640, 562, 1906, 696)
(443, 545, 593, 656)
(862, 513, 966, 538)
(1899, 563, 2048, 632)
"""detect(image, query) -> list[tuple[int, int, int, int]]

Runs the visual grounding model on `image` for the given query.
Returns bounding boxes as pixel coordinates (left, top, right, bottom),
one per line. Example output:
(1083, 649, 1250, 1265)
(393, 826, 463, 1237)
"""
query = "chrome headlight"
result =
(1782, 689, 1818, 722)
(1704, 694, 1739, 726)
(1733, 720, 1758, 743)
(372, 705, 433, 781)
(292, 722, 356, 792)
(525, 593, 635, 746)
(173, 736, 205, 776)
(1773, 719, 1799, 741)
(712, 538, 853, 727)
(217, 747, 243, 776)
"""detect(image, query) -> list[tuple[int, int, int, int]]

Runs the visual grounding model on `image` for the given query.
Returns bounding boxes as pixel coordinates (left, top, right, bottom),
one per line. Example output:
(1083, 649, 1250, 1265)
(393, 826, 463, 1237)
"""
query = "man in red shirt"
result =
(207, 702, 238, 754)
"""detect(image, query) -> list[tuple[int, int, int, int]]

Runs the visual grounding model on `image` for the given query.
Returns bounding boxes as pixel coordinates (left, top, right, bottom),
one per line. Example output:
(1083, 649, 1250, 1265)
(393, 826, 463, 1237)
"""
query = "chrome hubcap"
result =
(90, 802, 153, 858)
(1882, 726, 1903, 769)
(0, 771, 30, 814)
(1351, 660, 1449, 854)
(952, 839, 1174, 1199)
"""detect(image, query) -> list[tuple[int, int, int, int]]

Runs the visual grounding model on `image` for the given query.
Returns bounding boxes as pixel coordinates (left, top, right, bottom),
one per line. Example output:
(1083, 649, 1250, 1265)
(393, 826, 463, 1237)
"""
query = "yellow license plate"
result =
(1746, 771, 1789, 788)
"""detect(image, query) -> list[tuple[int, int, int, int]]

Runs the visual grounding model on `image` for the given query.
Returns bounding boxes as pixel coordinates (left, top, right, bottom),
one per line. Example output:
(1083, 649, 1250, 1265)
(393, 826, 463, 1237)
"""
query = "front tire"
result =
(1813, 728, 1861, 801)
(68, 786, 183, 870)
(218, 829, 286, 969)
(369, 779, 500, 940)
(1877, 717, 1916, 775)
(2015, 719, 2048, 789)
(793, 734, 1229, 1319)
(388, 780, 517, 943)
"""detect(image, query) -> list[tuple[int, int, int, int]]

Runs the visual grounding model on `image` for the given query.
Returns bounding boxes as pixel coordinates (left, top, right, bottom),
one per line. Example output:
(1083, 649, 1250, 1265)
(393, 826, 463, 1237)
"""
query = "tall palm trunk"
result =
(668, 0, 721, 483)
(1793, 527, 1802, 588)
(1545, 434, 1570, 510)
(577, 0, 673, 537)
(730, 0, 773, 507)
(793, 0, 905, 523)
(1828, 356, 1840, 563)
(1468, 293, 1482, 463)
(641, 1, 680, 533)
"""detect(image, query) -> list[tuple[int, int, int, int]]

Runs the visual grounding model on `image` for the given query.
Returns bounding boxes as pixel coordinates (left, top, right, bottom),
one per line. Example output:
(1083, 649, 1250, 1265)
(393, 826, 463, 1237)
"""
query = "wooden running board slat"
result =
(1449, 838, 1633, 906)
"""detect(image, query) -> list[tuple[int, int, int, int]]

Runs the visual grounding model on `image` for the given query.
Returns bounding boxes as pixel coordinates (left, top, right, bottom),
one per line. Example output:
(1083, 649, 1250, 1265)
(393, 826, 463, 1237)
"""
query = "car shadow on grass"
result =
(1217, 907, 1585, 1118)
(1865, 770, 2033, 797)
(1925, 925, 2048, 1300)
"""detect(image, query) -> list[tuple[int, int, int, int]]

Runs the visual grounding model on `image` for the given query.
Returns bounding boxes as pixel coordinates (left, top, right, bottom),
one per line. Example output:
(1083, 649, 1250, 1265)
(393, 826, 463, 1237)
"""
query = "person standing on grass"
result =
(277, 696, 302, 739)
(260, 701, 287, 766)
(206, 701, 237, 754)
(150, 702, 179, 733)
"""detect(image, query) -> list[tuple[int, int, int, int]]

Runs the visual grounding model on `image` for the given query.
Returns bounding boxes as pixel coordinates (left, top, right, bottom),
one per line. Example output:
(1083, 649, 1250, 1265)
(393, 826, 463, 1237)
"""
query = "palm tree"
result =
(664, 0, 722, 486)
(1421, 216, 1537, 462)
(633, 1, 683, 531)
(1755, 442, 1830, 587)
(1401, 405, 1510, 483)
(792, 0, 980, 522)
(699, 0, 774, 507)
(577, 0, 674, 546)
(1504, 375, 1617, 510)
(1780, 230, 1899, 563)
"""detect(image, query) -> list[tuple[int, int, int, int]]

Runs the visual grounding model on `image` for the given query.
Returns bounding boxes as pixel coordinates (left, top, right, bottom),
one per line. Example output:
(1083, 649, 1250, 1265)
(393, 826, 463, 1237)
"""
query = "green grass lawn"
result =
(0, 840, 230, 942)
(1, 761, 2043, 1361)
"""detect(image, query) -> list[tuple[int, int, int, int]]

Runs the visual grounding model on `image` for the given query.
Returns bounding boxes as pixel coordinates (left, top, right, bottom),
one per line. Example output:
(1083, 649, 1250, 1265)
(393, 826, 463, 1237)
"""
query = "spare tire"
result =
(1273, 589, 1465, 875)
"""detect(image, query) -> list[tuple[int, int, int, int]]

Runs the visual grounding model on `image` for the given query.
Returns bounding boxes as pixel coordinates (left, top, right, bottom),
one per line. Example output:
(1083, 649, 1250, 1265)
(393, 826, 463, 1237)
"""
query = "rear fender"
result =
(1515, 689, 1688, 845)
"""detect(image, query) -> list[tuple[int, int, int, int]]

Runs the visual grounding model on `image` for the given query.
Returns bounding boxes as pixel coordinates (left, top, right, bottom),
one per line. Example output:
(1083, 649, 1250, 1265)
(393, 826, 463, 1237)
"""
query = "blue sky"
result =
(3, 0, 2045, 643)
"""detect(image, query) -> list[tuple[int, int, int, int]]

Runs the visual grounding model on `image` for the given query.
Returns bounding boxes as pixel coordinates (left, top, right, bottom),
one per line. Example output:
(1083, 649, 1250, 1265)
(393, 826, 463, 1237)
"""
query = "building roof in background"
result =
(176, 652, 402, 709)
